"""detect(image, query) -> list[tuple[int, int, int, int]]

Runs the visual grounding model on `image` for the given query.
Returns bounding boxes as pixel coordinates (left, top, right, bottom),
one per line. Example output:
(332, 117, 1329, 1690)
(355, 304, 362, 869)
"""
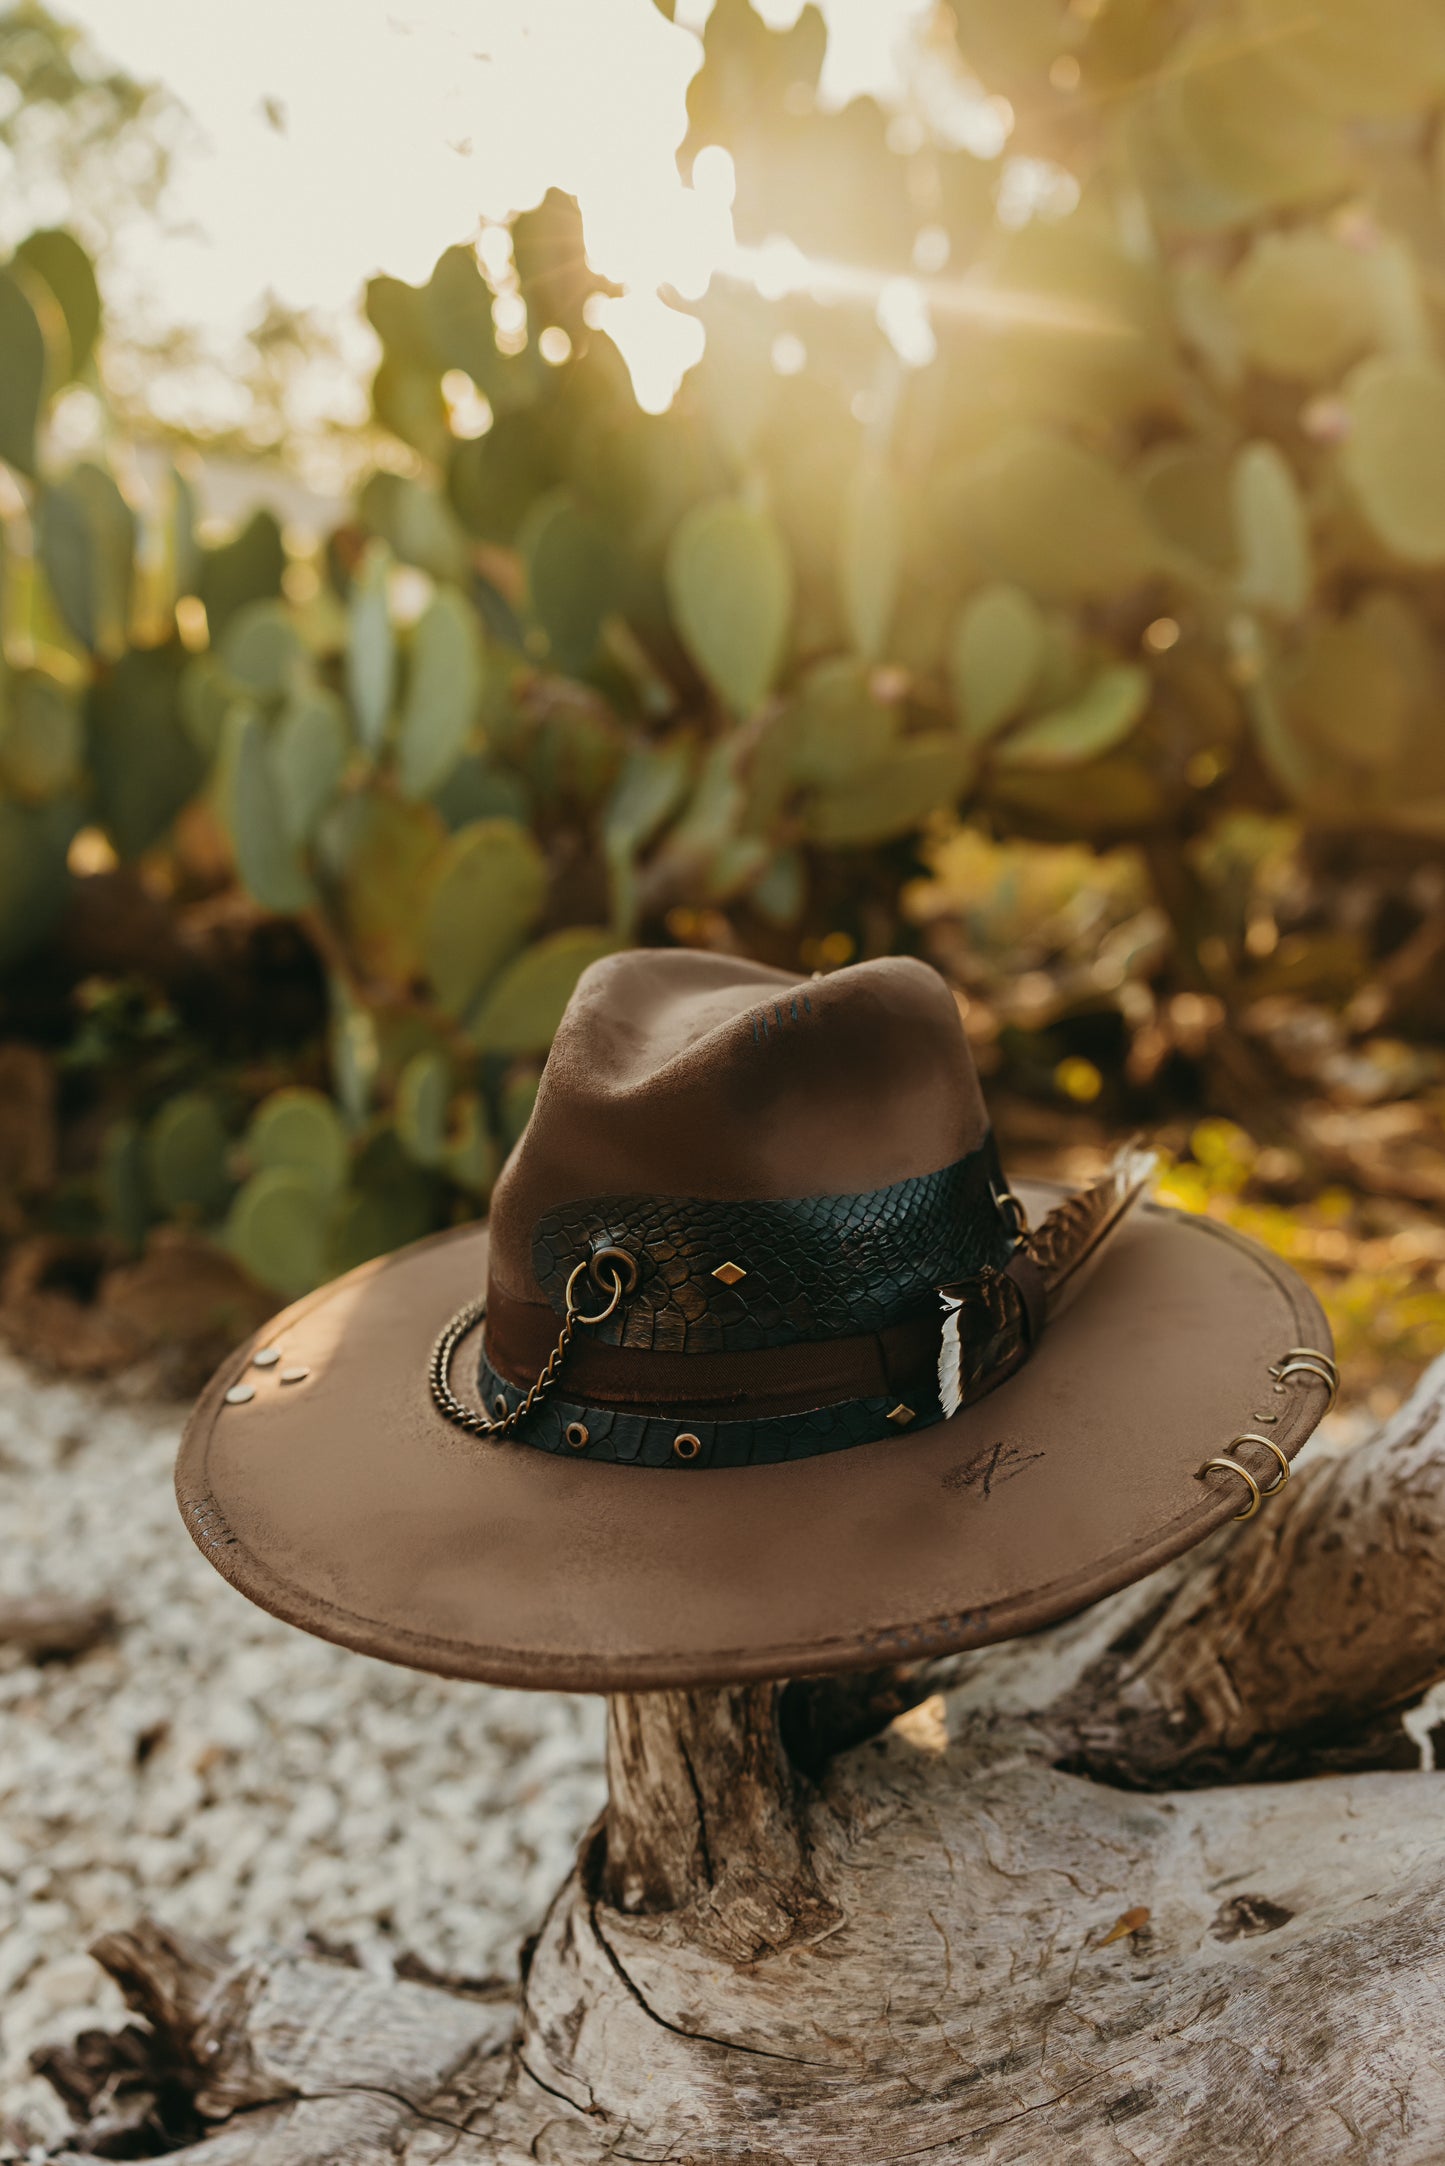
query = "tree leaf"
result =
(839, 457, 902, 661)
(395, 1050, 451, 1168)
(805, 734, 974, 847)
(949, 431, 1160, 600)
(359, 469, 469, 585)
(330, 791, 444, 983)
(219, 703, 314, 913)
(949, 584, 1047, 745)
(0, 268, 45, 476)
(1232, 442, 1311, 618)
(89, 643, 205, 860)
(346, 546, 397, 753)
(0, 668, 83, 802)
(1278, 591, 1432, 772)
(1339, 356, 1445, 564)
(1226, 228, 1396, 384)
(198, 510, 286, 639)
(603, 738, 694, 861)
(750, 658, 896, 829)
(1252, 0, 1445, 118)
(371, 356, 451, 466)
(226, 1167, 329, 1298)
(15, 229, 101, 379)
(35, 463, 136, 656)
(0, 797, 79, 970)
(443, 1091, 498, 1196)
(468, 927, 616, 1053)
(666, 497, 793, 716)
(272, 683, 348, 844)
(145, 1092, 232, 1218)
(397, 586, 482, 799)
(1162, 22, 1353, 221)
(220, 599, 307, 698)
(996, 664, 1151, 768)
(422, 816, 547, 1016)
(523, 490, 617, 673)
(244, 1087, 349, 1194)
(448, 409, 557, 545)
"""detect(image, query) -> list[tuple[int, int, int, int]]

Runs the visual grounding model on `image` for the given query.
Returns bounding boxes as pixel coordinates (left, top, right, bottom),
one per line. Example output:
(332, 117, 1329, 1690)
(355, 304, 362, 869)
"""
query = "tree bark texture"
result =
(38, 1357, 1445, 2164)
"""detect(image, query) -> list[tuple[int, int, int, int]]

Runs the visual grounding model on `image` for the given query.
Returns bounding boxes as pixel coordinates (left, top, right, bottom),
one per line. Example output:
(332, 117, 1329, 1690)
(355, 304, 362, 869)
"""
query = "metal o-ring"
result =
(1199, 1456, 1263, 1520)
(1275, 1356, 1338, 1410)
(565, 1258, 628, 1327)
(565, 1420, 590, 1451)
(1232, 1432, 1290, 1497)
(1283, 1345, 1337, 1378)
(673, 1432, 702, 1462)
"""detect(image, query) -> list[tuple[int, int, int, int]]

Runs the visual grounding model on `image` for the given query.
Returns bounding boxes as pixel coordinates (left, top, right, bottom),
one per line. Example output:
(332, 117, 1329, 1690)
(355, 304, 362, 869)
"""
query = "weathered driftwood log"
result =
(40, 1358, 1445, 2164)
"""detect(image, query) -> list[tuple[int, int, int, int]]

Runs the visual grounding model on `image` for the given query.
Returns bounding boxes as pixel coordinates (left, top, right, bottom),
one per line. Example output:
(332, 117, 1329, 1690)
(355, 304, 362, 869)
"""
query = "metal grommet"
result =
(589, 1244, 639, 1297)
(1199, 1455, 1262, 1520)
(565, 1420, 590, 1451)
(493, 1394, 509, 1419)
(1231, 1432, 1290, 1497)
(224, 1383, 255, 1406)
(252, 1346, 281, 1369)
(673, 1431, 702, 1462)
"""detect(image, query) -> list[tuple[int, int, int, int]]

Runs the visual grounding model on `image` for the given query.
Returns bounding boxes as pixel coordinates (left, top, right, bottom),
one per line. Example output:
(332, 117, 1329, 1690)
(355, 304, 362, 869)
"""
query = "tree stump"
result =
(38, 1357, 1445, 2163)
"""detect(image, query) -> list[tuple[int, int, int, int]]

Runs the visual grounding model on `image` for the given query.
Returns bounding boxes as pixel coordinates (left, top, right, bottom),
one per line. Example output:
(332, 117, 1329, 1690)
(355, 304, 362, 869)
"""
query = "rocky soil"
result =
(0, 1353, 606, 2158)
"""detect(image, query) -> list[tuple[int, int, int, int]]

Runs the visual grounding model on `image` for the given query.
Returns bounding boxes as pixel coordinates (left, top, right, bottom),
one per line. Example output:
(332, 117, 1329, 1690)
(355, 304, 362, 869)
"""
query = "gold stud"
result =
(673, 1432, 702, 1461)
(711, 1260, 747, 1286)
(887, 1403, 916, 1427)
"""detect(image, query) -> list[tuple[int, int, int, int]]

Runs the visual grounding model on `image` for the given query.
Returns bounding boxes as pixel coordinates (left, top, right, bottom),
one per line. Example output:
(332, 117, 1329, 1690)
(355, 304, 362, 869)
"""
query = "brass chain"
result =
(429, 1257, 627, 1439)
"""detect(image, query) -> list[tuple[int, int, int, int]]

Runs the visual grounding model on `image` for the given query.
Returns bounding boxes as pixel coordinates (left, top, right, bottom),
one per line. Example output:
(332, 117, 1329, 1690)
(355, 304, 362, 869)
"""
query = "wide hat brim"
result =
(178, 1184, 1330, 1692)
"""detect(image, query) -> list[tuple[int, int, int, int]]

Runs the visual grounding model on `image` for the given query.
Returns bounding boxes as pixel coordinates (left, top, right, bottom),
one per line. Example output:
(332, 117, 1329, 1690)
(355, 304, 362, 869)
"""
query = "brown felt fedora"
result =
(178, 951, 1335, 1691)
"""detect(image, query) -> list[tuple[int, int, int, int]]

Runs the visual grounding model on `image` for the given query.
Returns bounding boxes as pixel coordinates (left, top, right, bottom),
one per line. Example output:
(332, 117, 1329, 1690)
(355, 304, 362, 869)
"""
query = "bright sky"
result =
(51, 0, 937, 419)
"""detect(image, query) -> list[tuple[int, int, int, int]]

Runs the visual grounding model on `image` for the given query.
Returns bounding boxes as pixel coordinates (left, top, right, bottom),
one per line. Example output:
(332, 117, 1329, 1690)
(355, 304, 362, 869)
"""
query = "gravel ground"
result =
(0, 1352, 606, 2156)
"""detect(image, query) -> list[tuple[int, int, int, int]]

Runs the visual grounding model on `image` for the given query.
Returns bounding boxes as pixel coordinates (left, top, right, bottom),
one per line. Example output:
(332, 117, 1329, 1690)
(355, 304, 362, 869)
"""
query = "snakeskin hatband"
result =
(475, 1136, 1045, 1469)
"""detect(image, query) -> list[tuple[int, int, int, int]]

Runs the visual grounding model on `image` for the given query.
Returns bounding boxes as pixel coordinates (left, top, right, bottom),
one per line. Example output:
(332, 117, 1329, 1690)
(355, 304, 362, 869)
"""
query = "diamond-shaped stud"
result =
(886, 1403, 916, 1427)
(712, 1260, 748, 1286)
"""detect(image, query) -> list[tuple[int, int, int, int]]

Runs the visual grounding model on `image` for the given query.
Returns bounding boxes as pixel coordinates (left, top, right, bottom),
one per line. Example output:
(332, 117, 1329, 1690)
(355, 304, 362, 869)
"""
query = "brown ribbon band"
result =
(485, 1286, 942, 1419)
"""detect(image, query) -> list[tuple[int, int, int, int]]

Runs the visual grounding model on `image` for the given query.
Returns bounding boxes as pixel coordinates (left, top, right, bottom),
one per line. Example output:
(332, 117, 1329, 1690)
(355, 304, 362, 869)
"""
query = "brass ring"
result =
(1283, 1345, 1337, 1380)
(1231, 1432, 1290, 1497)
(991, 1184, 1030, 1240)
(565, 1257, 628, 1326)
(565, 1420, 590, 1451)
(1199, 1456, 1262, 1520)
(673, 1432, 702, 1462)
(1275, 1356, 1338, 1411)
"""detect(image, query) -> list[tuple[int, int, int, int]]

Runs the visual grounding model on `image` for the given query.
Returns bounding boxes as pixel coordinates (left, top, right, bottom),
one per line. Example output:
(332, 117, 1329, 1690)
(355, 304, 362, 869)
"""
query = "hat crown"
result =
(487, 951, 989, 1311)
